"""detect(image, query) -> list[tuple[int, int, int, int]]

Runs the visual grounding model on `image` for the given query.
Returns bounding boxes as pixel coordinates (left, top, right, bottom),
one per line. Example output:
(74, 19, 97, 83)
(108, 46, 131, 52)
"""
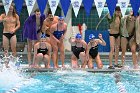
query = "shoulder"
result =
(51, 23, 57, 28)
(82, 40, 87, 44)
(15, 14, 19, 19)
(64, 23, 67, 26)
(53, 16, 59, 23)
(46, 42, 51, 47)
(54, 16, 59, 20)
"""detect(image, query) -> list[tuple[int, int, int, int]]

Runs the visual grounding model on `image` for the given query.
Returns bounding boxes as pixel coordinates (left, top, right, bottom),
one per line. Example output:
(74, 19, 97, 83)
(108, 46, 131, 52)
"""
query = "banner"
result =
(14, 0, 24, 15)
(130, 0, 140, 16)
(25, 0, 36, 16)
(37, 0, 48, 15)
(83, 0, 94, 17)
(71, 0, 82, 17)
(118, 0, 129, 17)
(106, 0, 117, 17)
(48, 0, 60, 16)
(2, 0, 13, 15)
(60, 0, 71, 16)
(94, 0, 106, 18)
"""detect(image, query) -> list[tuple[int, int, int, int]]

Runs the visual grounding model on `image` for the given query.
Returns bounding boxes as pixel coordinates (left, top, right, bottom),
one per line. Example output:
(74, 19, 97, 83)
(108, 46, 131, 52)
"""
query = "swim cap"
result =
(89, 34, 95, 40)
(41, 34, 46, 38)
(75, 33, 82, 39)
(59, 16, 64, 20)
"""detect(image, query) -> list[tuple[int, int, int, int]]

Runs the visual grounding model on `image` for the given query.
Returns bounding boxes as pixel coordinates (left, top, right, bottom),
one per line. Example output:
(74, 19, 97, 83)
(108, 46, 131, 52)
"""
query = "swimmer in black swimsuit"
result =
(120, 11, 138, 69)
(87, 34, 106, 69)
(69, 33, 88, 68)
(33, 34, 51, 68)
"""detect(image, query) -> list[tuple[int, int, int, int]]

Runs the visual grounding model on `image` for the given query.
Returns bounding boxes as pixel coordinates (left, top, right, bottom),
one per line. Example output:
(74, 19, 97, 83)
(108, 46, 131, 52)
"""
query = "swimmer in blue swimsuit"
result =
(87, 34, 106, 69)
(33, 34, 51, 68)
(69, 33, 88, 68)
(50, 16, 67, 68)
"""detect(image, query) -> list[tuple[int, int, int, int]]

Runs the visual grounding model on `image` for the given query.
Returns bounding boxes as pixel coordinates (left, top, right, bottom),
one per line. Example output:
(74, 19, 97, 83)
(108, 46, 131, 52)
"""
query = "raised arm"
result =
(98, 34, 106, 46)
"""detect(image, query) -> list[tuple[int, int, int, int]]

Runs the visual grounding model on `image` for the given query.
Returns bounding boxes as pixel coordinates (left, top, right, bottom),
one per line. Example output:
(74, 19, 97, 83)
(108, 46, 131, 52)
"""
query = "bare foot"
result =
(45, 65, 51, 68)
(134, 65, 139, 69)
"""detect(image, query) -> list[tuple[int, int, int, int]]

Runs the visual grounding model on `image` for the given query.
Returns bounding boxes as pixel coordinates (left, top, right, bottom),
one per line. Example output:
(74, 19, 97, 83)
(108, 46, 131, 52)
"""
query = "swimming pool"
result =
(2, 70, 140, 93)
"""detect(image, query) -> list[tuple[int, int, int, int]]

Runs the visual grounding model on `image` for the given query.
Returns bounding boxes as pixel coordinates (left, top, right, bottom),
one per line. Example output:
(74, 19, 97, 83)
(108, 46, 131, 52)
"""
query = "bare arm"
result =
(47, 43, 52, 57)
(0, 14, 5, 23)
(98, 34, 106, 46)
(14, 14, 20, 32)
(82, 40, 88, 53)
(50, 24, 60, 43)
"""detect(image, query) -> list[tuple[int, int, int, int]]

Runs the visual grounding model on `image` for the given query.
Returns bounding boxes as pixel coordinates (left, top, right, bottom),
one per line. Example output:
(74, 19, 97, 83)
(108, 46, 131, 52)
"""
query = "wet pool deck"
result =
(21, 65, 140, 73)
(1, 51, 140, 73)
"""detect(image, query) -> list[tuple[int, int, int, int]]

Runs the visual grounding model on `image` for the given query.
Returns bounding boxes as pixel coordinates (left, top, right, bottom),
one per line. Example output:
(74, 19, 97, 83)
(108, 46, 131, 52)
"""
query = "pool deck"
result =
(22, 66, 140, 73)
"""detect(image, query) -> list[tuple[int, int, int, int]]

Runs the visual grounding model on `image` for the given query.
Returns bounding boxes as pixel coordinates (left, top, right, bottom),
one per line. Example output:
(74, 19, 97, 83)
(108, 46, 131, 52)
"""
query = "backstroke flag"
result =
(48, 0, 60, 16)
(83, 0, 94, 17)
(71, 0, 82, 17)
(130, 0, 140, 16)
(94, 0, 106, 18)
(2, 0, 13, 15)
(37, 0, 48, 15)
(106, 0, 117, 17)
(118, 0, 129, 17)
(14, 0, 24, 15)
(25, 0, 36, 16)
(60, 0, 71, 16)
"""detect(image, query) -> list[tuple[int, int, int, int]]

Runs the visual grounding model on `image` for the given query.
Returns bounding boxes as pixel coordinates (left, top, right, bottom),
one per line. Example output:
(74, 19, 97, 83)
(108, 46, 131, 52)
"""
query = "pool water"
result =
(2, 70, 138, 93)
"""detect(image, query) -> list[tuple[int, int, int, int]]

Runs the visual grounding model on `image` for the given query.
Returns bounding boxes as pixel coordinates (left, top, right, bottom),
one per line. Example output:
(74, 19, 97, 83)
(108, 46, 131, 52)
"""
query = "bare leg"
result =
(88, 56, 93, 69)
(43, 55, 50, 68)
(27, 39, 33, 66)
(79, 52, 86, 68)
(114, 37, 120, 65)
(130, 42, 138, 68)
(10, 35, 17, 57)
(3, 35, 10, 68)
(109, 36, 115, 68)
(121, 37, 127, 66)
(71, 54, 78, 68)
(95, 54, 103, 69)
(137, 45, 140, 62)
(52, 43, 58, 68)
(58, 42, 65, 67)
(34, 53, 43, 68)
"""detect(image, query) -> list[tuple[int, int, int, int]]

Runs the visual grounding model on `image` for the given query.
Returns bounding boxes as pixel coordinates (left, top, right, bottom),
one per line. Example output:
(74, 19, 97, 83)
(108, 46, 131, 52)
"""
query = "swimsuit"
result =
(37, 43, 48, 55)
(53, 24, 65, 39)
(109, 33, 120, 39)
(71, 43, 85, 59)
(89, 45, 98, 59)
(3, 33, 15, 40)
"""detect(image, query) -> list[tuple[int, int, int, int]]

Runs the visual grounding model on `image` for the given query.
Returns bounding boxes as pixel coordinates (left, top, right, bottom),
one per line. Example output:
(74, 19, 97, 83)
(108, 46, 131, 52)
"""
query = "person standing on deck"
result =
(50, 17, 67, 68)
(135, 12, 140, 68)
(41, 9, 58, 44)
(23, 9, 45, 67)
(0, 5, 20, 68)
(107, 6, 122, 69)
(120, 11, 138, 69)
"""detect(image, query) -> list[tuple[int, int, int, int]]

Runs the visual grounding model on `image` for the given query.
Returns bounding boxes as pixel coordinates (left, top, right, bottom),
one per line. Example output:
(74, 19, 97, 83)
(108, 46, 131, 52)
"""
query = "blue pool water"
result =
(1, 70, 140, 93)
